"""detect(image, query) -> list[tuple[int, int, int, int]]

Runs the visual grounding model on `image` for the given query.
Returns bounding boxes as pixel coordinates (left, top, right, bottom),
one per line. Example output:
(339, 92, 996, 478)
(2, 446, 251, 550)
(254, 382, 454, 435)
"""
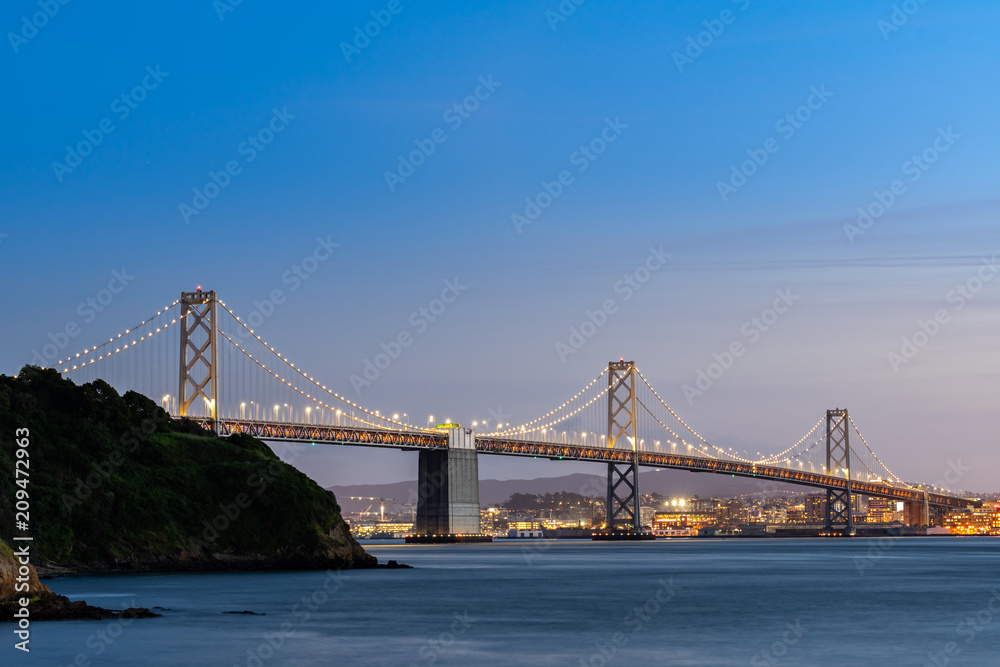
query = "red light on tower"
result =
(197, 285, 202, 291)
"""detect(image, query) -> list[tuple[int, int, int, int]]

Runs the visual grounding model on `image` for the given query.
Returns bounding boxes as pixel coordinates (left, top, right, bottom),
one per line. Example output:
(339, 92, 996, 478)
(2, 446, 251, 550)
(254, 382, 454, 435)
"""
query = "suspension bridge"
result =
(49, 289, 973, 540)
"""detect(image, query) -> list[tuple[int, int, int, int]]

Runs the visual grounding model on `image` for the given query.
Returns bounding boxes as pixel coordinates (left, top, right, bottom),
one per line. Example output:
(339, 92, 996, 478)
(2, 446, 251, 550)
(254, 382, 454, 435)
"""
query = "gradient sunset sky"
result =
(2, 1, 998, 489)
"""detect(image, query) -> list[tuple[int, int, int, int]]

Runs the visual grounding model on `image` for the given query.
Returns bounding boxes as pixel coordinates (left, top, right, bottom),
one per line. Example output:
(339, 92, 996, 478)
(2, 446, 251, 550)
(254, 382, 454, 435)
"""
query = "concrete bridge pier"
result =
(407, 428, 491, 543)
(902, 495, 930, 527)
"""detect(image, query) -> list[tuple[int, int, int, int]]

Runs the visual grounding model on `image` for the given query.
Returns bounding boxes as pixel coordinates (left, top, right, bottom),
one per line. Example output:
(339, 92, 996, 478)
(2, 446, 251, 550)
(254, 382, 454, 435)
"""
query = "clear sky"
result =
(1, 1, 998, 490)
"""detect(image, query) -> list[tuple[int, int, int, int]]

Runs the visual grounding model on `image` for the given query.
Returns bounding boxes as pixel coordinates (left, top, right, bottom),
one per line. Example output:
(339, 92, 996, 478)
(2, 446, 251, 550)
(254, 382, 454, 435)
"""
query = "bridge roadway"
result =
(194, 418, 971, 510)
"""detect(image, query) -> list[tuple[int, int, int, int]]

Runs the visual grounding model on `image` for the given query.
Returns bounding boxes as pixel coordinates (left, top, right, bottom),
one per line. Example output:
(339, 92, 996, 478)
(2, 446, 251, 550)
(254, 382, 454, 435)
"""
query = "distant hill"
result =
(330, 469, 805, 510)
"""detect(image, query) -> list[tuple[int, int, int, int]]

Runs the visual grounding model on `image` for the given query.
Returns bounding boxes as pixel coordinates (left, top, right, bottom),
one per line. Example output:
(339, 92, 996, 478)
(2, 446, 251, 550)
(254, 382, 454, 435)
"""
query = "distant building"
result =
(355, 522, 414, 538)
(652, 510, 715, 536)
(804, 494, 827, 523)
(942, 504, 1000, 535)
(715, 499, 749, 526)
(640, 505, 658, 530)
(866, 497, 902, 524)
(785, 503, 806, 523)
(507, 528, 544, 538)
(764, 507, 788, 524)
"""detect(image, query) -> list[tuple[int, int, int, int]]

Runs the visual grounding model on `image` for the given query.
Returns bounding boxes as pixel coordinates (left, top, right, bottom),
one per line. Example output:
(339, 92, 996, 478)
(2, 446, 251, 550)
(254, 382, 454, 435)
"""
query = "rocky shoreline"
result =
(2, 525, 407, 622)
(35, 556, 411, 579)
(1, 542, 158, 622)
(31, 518, 405, 579)
(1, 591, 161, 623)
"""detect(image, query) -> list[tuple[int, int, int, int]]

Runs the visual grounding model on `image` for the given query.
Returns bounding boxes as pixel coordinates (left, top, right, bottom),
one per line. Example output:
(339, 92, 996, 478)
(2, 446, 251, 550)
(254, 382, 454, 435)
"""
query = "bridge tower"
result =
(603, 360, 643, 536)
(825, 408, 854, 535)
(178, 289, 218, 426)
(408, 427, 489, 543)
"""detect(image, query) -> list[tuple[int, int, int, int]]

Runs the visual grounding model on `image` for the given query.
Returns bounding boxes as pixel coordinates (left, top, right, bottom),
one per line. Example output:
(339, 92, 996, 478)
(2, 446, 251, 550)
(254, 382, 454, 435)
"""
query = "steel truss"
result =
(606, 361, 641, 533)
(179, 290, 218, 421)
(825, 409, 854, 534)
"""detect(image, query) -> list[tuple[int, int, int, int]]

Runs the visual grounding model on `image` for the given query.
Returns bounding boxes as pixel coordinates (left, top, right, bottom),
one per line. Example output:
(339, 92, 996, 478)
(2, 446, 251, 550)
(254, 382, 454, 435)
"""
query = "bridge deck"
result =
(188, 419, 970, 509)
(199, 419, 447, 449)
(475, 436, 970, 508)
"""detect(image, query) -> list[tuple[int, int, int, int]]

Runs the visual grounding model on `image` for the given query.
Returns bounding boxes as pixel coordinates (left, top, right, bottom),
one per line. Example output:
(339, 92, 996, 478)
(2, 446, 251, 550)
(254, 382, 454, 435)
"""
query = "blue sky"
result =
(2, 1, 998, 490)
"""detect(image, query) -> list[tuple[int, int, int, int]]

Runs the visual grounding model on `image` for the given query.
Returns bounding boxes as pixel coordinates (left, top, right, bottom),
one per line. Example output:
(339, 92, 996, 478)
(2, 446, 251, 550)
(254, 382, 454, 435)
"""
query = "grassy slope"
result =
(0, 367, 359, 567)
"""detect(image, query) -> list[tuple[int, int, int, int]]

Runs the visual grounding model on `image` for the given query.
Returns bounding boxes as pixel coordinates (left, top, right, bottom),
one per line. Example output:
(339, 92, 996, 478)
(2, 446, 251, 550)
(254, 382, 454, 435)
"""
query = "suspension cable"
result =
(216, 302, 429, 432)
(53, 301, 180, 369)
(492, 367, 610, 436)
(217, 328, 426, 433)
(848, 415, 913, 488)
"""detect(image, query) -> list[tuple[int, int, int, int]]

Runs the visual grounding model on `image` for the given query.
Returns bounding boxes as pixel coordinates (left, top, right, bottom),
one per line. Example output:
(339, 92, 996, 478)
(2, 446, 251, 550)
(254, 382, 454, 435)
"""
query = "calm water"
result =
(5, 538, 1000, 666)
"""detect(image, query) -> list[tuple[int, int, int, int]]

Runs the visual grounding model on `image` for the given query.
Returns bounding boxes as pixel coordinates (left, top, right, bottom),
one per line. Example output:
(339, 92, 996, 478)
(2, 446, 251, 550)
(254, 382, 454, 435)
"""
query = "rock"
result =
(1, 540, 161, 623)
(3, 593, 161, 622)
(0, 540, 50, 600)
(382, 560, 414, 569)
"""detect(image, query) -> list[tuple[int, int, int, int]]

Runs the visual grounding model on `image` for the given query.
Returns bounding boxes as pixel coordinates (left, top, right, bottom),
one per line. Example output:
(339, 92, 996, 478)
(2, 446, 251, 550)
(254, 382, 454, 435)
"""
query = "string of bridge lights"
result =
(636, 398, 726, 461)
(59, 316, 180, 374)
(488, 384, 611, 440)
(217, 328, 426, 434)
(755, 415, 848, 467)
(633, 367, 729, 454)
(643, 396, 765, 463)
(849, 450, 881, 482)
(217, 304, 428, 433)
(637, 368, 862, 468)
(731, 413, 865, 476)
(492, 367, 610, 436)
(748, 414, 896, 484)
(753, 416, 828, 464)
(637, 369, 773, 462)
(52, 301, 180, 370)
(771, 435, 825, 467)
(638, 397, 835, 471)
(848, 415, 912, 488)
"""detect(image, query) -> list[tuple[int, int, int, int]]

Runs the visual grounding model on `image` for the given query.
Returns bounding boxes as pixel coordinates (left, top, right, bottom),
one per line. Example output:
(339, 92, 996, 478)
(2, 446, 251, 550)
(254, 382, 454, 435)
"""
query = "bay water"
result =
(5, 537, 999, 666)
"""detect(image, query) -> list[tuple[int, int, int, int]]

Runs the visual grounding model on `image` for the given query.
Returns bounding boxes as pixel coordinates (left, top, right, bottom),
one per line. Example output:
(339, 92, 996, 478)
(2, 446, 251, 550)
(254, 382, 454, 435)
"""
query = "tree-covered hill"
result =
(0, 366, 375, 572)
